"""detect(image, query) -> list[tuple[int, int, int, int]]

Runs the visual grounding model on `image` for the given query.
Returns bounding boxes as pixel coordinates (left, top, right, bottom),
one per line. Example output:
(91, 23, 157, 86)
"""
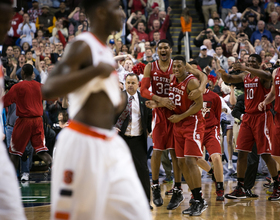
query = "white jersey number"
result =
(246, 88, 254, 100)
(169, 93, 181, 106)
(156, 82, 169, 95)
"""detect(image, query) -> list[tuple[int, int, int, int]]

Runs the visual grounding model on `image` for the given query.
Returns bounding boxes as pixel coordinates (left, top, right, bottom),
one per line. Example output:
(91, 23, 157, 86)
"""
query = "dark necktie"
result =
(115, 96, 134, 129)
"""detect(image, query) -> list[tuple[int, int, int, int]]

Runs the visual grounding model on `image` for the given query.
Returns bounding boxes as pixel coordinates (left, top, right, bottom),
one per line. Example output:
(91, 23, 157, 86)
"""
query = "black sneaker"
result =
(165, 188, 174, 195)
(166, 188, 184, 210)
(216, 189, 224, 201)
(189, 200, 208, 216)
(182, 202, 194, 215)
(245, 189, 259, 198)
(152, 184, 163, 206)
(225, 185, 246, 199)
(268, 185, 280, 201)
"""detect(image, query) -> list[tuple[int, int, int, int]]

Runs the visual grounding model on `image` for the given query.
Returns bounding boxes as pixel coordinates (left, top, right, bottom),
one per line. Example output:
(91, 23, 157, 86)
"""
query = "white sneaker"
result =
(228, 160, 233, 170)
(21, 173, 29, 181)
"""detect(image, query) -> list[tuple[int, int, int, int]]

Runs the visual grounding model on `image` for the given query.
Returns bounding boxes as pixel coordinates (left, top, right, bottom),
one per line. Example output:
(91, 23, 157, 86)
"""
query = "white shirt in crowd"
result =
(125, 92, 143, 137)
(17, 22, 36, 46)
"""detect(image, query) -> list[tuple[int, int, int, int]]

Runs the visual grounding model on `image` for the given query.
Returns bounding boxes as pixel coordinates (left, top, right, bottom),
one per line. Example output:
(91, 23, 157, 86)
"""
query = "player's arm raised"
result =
(217, 67, 247, 84)
(42, 41, 114, 99)
(259, 69, 276, 111)
(141, 63, 175, 110)
(185, 62, 207, 100)
(168, 78, 203, 123)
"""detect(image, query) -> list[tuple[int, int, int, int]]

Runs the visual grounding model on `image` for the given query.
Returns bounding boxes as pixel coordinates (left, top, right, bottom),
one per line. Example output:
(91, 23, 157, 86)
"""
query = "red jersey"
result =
(202, 89, 221, 129)
(11, 13, 23, 38)
(274, 68, 280, 113)
(4, 80, 43, 117)
(244, 73, 271, 114)
(169, 74, 199, 115)
(150, 60, 173, 98)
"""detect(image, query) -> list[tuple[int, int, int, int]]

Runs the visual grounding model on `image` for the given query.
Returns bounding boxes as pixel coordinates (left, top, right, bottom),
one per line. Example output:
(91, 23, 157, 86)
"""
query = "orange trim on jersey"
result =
(55, 212, 70, 220)
(0, 65, 3, 78)
(89, 32, 106, 47)
(68, 120, 109, 140)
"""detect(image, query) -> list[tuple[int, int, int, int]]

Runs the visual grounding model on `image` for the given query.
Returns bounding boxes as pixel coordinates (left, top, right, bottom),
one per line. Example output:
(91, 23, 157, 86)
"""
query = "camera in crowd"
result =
(4, 76, 18, 90)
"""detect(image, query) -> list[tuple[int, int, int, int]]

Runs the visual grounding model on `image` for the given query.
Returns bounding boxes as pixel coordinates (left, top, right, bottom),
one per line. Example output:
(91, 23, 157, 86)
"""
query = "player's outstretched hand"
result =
(145, 100, 158, 109)
(96, 62, 115, 78)
(168, 114, 182, 123)
(258, 101, 266, 111)
(160, 97, 176, 110)
(188, 88, 201, 100)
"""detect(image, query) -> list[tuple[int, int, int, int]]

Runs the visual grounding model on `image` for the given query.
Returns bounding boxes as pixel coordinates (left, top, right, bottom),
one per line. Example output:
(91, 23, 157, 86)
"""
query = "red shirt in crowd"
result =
(148, 15, 170, 42)
(4, 80, 43, 117)
(131, 27, 149, 42)
(130, 0, 147, 14)
(11, 13, 23, 38)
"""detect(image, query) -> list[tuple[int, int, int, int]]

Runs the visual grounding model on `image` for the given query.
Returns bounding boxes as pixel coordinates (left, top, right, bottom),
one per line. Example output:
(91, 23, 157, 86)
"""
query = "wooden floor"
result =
(24, 180, 280, 220)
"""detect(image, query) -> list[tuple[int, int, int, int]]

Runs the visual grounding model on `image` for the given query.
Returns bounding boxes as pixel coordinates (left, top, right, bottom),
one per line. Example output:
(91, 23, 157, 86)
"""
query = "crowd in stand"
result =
(1, 0, 280, 192)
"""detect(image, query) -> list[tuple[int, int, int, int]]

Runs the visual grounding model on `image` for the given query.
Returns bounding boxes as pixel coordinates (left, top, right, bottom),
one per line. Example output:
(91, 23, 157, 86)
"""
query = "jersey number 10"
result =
(246, 88, 254, 100)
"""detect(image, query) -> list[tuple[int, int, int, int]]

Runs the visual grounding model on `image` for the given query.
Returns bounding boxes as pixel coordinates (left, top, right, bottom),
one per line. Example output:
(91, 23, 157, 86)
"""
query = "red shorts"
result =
(236, 111, 273, 155)
(9, 117, 48, 156)
(173, 114, 205, 158)
(152, 107, 174, 150)
(272, 112, 280, 157)
(203, 126, 221, 156)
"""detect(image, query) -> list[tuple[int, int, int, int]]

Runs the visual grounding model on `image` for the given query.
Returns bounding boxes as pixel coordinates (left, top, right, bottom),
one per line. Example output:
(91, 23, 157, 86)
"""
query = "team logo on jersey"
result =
(64, 170, 74, 184)
(201, 101, 212, 118)
(181, 86, 185, 90)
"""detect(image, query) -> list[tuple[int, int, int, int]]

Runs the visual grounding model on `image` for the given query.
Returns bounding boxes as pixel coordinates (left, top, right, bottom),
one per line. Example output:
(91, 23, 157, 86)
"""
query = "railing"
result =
(182, 0, 190, 61)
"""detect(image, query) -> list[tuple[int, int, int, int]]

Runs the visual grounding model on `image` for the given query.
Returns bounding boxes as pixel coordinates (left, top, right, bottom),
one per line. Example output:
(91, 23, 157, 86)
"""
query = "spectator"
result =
(52, 110, 69, 136)
(17, 13, 36, 48)
(212, 24, 223, 38)
(214, 45, 228, 71)
(128, 0, 147, 15)
(202, 0, 217, 27)
(241, 8, 261, 21)
(266, 12, 280, 39)
(148, 3, 160, 31)
(221, 0, 236, 21)
(194, 28, 219, 50)
(27, 0, 42, 24)
(177, 7, 192, 56)
(147, 0, 165, 16)
(250, 20, 273, 44)
(13, 46, 21, 60)
(54, 1, 70, 25)
(152, 31, 161, 45)
(148, 10, 170, 42)
(249, 0, 265, 20)
(68, 7, 88, 35)
(142, 47, 155, 64)
(208, 11, 224, 27)
(224, 6, 242, 32)
(203, 39, 215, 57)
(10, 8, 23, 40)
(50, 19, 68, 44)
(36, 5, 57, 37)
(5, 46, 14, 59)
(115, 55, 135, 85)
(127, 20, 149, 42)
(265, 2, 276, 23)
(239, 18, 254, 39)
(195, 45, 213, 70)
(51, 42, 64, 64)
(129, 11, 146, 30)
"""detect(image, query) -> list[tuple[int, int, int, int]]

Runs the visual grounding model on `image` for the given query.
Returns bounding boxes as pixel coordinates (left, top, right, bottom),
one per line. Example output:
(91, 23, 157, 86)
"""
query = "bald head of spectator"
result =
(271, 12, 279, 23)
(203, 39, 212, 49)
(153, 20, 160, 31)
(257, 20, 265, 32)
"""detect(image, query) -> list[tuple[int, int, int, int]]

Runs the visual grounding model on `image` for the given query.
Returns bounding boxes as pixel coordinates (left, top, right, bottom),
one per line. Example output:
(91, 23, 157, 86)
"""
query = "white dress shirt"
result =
(125, 92, 143, 137)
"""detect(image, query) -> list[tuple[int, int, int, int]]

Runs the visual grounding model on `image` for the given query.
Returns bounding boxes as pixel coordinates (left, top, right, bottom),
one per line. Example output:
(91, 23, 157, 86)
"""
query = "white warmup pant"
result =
(0, 143, 26, 220)
(51, 124, 151, 220)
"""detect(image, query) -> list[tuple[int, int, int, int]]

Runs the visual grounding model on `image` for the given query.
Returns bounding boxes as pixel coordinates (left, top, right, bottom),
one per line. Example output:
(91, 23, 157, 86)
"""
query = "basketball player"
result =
(146, 56, 207, 216)
(259, 67, 280, 200)
(141, 40, 207, 210)
(42, 0, 151, 219)
(218, 54, 279, 200)
(0, 0, 26, 219)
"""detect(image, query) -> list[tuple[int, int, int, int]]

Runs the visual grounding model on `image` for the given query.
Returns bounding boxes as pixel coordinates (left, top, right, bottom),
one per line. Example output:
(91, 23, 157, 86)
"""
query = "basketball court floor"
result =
(22, 173, 279, 220)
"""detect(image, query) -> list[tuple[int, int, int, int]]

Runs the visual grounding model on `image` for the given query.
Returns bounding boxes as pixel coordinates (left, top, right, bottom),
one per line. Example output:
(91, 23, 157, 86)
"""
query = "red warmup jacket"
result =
(4, 80, 43, 117)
